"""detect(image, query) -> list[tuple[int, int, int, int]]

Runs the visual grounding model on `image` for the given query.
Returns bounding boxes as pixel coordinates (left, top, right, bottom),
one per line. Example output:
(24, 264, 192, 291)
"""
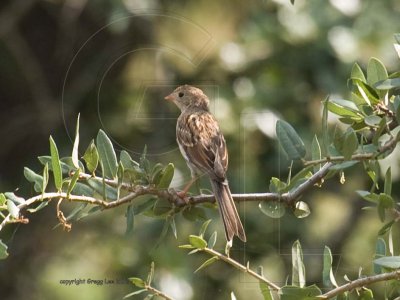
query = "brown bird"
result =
(165, 85, 246, 242)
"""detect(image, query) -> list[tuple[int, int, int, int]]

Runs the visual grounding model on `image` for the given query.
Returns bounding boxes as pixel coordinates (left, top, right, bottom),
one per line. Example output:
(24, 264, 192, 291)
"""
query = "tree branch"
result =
(0, 162, 335, 233)
(304, 136, 398, 166)
(203, 246, 280, 291)
(319, 270, 400, 299)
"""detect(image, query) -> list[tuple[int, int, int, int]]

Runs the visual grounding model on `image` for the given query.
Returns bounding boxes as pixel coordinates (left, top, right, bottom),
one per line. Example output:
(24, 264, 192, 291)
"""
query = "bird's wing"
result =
(177, 111, 228, 181)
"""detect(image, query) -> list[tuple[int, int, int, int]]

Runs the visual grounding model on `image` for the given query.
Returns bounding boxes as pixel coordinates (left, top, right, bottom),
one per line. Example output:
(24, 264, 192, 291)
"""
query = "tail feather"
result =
(210, 180, 246, 242)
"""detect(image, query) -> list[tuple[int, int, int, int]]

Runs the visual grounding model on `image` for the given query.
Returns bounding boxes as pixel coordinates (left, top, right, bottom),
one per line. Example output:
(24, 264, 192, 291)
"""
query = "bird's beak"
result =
(164, 94, 174, 101)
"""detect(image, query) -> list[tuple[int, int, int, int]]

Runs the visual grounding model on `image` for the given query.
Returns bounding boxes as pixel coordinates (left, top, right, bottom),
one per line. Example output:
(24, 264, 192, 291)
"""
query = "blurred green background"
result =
(0, 0, 399, 299)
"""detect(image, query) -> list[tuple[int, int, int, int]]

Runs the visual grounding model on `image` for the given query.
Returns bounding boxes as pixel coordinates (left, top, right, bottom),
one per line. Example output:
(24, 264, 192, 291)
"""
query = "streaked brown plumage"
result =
(165, 85, 246, 242)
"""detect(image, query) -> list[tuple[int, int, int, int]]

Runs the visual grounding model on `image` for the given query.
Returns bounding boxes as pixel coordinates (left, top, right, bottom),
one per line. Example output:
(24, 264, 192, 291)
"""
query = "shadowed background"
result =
(0, 0, 399, 299)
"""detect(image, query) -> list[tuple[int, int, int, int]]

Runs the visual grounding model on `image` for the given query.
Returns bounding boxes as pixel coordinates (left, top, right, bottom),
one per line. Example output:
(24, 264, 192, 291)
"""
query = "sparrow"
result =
(165, 85, 246, 242)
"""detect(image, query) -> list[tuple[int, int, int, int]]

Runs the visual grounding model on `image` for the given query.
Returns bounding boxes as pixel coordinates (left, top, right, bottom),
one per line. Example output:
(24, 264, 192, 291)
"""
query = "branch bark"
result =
(319, 270, 400, 299)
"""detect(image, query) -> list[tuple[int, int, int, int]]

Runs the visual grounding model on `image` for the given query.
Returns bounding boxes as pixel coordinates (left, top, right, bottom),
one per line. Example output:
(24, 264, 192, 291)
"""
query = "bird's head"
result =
(165, 85, 210, 111)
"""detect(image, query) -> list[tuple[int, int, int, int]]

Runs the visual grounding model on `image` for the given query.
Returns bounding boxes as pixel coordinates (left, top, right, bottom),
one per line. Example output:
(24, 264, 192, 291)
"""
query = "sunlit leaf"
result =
(7, 200, 19, 218)
(49, 136, 63, 191)
(83, 140, 99, 174)
(367, 57, 388, 86)
(72, 113, 80, 169)
(189, 235, 207, 249)
(157, 163, 175, 189)
(96, 130, 118, 179)
(294, 201, 310, 218)
(323, 246, 338, 288)
(194, 256, 219, 273)
(292, 240, 306, 288)
(351, 62, 366, 82)
(128, 277, 146, 288)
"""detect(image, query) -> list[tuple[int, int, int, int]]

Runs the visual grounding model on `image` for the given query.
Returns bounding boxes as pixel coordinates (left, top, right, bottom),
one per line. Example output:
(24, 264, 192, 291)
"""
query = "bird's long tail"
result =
(210, 180, 246, 242)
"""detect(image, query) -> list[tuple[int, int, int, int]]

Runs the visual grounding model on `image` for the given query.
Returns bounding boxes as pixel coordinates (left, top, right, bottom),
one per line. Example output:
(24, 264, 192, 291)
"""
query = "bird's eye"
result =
(178, 92, 184, 97)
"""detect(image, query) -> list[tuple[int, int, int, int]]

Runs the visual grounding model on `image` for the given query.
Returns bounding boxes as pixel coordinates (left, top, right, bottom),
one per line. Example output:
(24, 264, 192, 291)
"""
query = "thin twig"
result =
(202, 247, 280, 291)
(319, 270, 400, 299)
(145, 284, 173, 300)
(305, 136, 398, 166)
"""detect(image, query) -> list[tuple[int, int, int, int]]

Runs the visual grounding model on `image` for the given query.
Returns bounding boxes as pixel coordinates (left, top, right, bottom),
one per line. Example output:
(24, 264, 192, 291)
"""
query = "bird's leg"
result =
(177, 176, 198, 200)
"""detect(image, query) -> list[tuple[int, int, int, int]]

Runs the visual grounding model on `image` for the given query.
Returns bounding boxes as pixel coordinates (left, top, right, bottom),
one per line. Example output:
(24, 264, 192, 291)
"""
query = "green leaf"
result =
(49, 136, 63, 191)
(72, 182, 94, 197)
(375, 78, 400, 90)
(327, 100, 362, 120)
(125, 205, 135, 236)
(374, 238, 386, 274)
(353, 79, 380, 106)
(372, 117, 387, 146)
(157, 163, 175, 189)
(351, 62, 366, 82)
(367, 57, 388, 86)
(67, 168, 80, 197)
(322, 246, 337, 288)
(189, 235, 207, 249)
(292, 240, 306, 288)
(322, 97, 329, 156)
(123, 289, 147, 299)
(24, 167, 44, 193)
(373, 256, 400, 269)
(0, 240, 8, 260)
(128, 277, 146, 288)
(147, 261, 155, 285)
(378, 220, 395, 236)
(364, 115, 382, 127)
(83, 140, 99, 174)
(311, 135, 321, 173)
(96, 130, 118, 179)
(259, 201, 286, 218)
(7, 200, 19, 218)
(199, 219, 212, 238)
(269, 177, 287, 193)
(208, 232, 217, 249)
(120, 150, 139, 170)
(42, 163, 49, 196)
(279, 285, 322, 300)
(72, 113, 80, 169)
(4, 192, 25, 205)
(134, 198, 157, 215)
(182, 207, 207, 221)
(27, 202, 48, 213)
(194, 256, 219, 273)
(276, 120, 306, 160)
(258, 266, 273, 300)
(384, 167, 392, 196)
(294, 201, 310, 218)
(87, 178, 117, 200)
(117, 161, 124, 199)
(0, 193, 6, 206)
(342, 129, 358, 160)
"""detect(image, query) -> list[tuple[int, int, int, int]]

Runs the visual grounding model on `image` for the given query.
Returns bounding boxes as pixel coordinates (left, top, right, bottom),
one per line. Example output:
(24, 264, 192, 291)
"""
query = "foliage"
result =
(1, 37, 400, 298)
